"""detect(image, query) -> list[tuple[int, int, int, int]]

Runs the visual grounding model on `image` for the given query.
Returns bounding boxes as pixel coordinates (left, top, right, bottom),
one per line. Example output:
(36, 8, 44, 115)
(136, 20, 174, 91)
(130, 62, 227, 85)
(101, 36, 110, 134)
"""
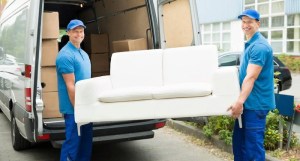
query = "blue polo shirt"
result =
(239, 32, 275, 110)
(56, 42, 91, 114)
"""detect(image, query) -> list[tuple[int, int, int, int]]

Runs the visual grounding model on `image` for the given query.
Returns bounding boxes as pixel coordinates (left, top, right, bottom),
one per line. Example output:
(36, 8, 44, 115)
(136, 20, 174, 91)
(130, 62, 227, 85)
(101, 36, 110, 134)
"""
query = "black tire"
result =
(276, 82, 282, 94)
(11, 116, 31, 150)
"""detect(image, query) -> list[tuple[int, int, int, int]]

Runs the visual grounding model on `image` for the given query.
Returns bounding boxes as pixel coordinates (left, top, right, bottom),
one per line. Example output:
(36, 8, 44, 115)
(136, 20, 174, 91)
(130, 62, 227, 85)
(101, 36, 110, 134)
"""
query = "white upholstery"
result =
(75, 45, 241, 133)
(163, 45, 218, 85)
(152, 83, 212, 99)
(98, 87, 153, 103)
(110, 49, 163, 88)
(98, 83, 212, 102)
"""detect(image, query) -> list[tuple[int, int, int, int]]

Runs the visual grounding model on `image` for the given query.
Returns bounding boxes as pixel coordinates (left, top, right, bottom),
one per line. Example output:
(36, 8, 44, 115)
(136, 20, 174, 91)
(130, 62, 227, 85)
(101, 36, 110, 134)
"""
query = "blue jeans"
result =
(232, 109, 269, 161)
(60, 114, 93, 161)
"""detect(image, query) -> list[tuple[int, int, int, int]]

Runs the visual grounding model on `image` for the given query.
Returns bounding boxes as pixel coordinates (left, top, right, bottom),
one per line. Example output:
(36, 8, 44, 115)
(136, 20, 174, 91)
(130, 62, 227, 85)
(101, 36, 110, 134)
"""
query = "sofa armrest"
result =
(75, 76, 112, 106)
(212, 67, 240, 96)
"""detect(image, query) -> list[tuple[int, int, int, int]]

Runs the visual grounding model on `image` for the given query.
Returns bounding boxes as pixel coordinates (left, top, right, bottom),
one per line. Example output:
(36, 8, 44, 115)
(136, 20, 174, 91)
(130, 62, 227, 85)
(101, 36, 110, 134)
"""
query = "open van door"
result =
(157, 0, 201, 48)
(29, 0, 44, 144)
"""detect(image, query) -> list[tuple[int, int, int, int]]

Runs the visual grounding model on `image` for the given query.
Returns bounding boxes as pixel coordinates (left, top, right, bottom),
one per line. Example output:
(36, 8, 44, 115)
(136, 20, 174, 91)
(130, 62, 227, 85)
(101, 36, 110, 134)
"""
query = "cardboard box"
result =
(90, 53, 110, 73)
(42, 40, 58, 66)
(84, 34, 109, 54)
(92, 71, 110, 77)
(42, 12, 59, 39)
(112, 38, 147, 52)
(42, 92, 62, 118)
(41, 67, 57, 92)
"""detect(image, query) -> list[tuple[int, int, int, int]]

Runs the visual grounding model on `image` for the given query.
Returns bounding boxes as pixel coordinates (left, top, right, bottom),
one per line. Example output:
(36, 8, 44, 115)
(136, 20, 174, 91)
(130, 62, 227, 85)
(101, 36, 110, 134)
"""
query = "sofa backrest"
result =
(110, 49, 163, 88)
(163, 45, 218, 85)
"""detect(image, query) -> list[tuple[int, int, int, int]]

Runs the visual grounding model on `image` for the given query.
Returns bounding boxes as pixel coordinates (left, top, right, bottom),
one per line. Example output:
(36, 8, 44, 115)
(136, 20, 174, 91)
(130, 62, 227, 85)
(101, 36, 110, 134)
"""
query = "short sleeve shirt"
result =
(239, 32, 275, 110)
(56, 42, 91, 114)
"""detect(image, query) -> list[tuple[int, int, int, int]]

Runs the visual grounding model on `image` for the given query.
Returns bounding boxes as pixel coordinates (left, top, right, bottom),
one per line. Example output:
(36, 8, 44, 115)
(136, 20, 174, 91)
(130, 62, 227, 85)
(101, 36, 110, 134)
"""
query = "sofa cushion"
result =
(152, 83, 212, 99)
(110, 49, 163, 88)
(163, 45, 218, 85)
(98, 87, 153, 103)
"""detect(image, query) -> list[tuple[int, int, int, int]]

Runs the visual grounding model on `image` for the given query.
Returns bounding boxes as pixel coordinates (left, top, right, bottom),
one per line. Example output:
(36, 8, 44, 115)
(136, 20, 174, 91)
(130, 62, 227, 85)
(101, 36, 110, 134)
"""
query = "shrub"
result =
(277, 54, 300, 72)
(201, 109, 299, 150)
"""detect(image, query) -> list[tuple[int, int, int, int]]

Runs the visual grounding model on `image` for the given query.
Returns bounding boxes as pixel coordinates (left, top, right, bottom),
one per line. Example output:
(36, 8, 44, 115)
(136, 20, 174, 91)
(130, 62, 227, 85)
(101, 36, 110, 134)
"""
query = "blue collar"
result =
(245, 32, 260, 49)
(246, 32, 260, 45)
(66, 41, 81, 52)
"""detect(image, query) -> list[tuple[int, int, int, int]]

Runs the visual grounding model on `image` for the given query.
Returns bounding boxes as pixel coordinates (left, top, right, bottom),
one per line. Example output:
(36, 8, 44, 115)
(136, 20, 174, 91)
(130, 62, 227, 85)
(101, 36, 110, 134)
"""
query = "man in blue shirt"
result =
(56, 19, 92, 161)
(229, 9, 275, 161)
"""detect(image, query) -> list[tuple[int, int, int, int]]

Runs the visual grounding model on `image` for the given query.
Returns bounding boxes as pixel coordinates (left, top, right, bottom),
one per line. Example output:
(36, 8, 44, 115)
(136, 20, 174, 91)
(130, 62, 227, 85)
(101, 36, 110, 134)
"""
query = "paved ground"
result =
(0, 113, 226, 161)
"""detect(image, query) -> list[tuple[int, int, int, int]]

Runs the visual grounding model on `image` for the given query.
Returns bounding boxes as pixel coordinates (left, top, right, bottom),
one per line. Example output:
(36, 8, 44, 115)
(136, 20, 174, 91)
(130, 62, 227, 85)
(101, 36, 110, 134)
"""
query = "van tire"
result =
(11, 116, 31, 150)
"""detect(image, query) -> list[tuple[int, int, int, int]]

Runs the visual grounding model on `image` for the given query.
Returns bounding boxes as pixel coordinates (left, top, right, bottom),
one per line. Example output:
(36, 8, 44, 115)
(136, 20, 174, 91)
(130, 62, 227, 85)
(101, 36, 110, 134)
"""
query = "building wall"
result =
(199, 0, 300, 55)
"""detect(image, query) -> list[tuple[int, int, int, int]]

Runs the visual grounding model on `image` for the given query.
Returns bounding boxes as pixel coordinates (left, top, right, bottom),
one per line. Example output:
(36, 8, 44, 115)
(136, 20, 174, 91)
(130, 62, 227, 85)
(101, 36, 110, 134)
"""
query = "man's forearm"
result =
(238, 76, 256, 105)
(66, 85, 75, 107)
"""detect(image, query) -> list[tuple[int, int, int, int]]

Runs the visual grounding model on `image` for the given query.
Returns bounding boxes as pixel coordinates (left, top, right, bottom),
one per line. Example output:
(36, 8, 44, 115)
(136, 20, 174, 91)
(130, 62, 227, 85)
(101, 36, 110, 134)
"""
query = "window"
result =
(286, 14, 300, 54)
(201, 22, 231, 52)
(204, 24, 211, 32)
(260, 17, 269, 28)
(0, 8, 28, 63)
(212, 33, 220, 42)
(271, 30, 283, 40)
(223, 22, 230, 30)
(271, 16, 284, 27)
(271, 1, 284, 14)
(245, 0, 255, 5)
(258, 0, 268, 2)
(245, 5, 255, 10)
(204, 34, 211, 42)
(258, 3, 269, 15)
(212, 23, 220, 32)
(223, 33, 230, 41)
(287, 14, 300, 26)
(287, 41, 300, 53)
(218, 54, 239, 66)
(287, 28, 300, 39)
(271, 41, 282, 53)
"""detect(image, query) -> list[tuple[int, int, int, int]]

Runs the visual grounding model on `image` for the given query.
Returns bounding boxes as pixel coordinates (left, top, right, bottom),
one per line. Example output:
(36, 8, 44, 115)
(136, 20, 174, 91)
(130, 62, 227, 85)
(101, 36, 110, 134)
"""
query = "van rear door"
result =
(30, 0, 46, 139)
(157, 0, 200, 48)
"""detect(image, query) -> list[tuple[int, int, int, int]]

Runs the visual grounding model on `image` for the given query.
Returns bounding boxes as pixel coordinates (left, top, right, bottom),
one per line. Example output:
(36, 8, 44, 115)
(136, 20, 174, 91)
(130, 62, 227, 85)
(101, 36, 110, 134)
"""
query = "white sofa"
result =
(75, 45, 240, 132)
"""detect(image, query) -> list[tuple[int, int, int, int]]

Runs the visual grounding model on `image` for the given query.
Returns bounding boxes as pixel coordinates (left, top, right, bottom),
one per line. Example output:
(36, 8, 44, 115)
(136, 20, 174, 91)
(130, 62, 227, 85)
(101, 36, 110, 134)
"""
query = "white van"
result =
(0, 0, 200, 150)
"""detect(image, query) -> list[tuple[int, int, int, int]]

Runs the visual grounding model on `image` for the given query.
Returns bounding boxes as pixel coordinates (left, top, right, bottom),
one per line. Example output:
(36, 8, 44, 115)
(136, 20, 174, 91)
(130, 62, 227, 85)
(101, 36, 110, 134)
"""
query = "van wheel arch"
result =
(10, 108, 31, 150)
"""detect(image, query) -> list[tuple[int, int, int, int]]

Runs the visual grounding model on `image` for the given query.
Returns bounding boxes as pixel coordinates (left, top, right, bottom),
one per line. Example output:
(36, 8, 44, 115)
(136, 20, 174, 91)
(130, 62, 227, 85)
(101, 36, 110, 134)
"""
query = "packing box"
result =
(90, 53, 110, 73)
(41, 67, 57, 92)
(42, 92, 62, 118)
(84, 34, 109, 54)
(42, 12, 59, 39)
(112, 38, 147, 52)
(41, 40, 58, 66)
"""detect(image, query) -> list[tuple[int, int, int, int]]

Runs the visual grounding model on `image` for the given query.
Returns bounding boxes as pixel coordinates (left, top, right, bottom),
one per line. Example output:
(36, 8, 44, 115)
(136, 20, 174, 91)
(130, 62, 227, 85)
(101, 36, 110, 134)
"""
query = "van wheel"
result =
(276, 82, 282, 94)
(11, 116, 31, 150)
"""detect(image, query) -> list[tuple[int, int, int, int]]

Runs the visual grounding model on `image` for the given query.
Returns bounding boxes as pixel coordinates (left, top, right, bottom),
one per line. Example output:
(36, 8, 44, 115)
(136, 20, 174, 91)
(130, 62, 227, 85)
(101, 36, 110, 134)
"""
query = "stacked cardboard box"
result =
(41, 12, 61, 118)
(112, 38, 147, 52)
(85, 34, 110, 77)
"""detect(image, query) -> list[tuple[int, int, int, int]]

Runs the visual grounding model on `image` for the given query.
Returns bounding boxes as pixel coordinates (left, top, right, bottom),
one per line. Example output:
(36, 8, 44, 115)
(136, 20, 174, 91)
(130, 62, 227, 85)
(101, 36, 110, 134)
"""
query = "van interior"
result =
(41, 0, 156, 120)
(41, 0, 194, 120)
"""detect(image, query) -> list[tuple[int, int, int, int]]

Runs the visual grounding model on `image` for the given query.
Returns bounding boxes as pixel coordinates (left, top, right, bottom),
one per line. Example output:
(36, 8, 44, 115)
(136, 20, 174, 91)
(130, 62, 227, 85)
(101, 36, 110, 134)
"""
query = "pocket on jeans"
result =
(245, 110, 268, 130)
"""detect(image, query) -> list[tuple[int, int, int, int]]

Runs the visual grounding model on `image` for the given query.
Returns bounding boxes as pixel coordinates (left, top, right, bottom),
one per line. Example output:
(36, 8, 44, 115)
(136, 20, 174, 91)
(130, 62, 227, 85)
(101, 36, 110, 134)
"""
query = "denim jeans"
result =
(60, 114, 93, 161)
(232, 109, 269, 161)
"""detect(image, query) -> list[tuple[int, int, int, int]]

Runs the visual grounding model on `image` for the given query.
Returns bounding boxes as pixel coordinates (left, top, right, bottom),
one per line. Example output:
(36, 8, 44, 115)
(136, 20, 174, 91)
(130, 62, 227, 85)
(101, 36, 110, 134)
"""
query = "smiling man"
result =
(56, 19, 92, 161)
(229, 9, 275, 161)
